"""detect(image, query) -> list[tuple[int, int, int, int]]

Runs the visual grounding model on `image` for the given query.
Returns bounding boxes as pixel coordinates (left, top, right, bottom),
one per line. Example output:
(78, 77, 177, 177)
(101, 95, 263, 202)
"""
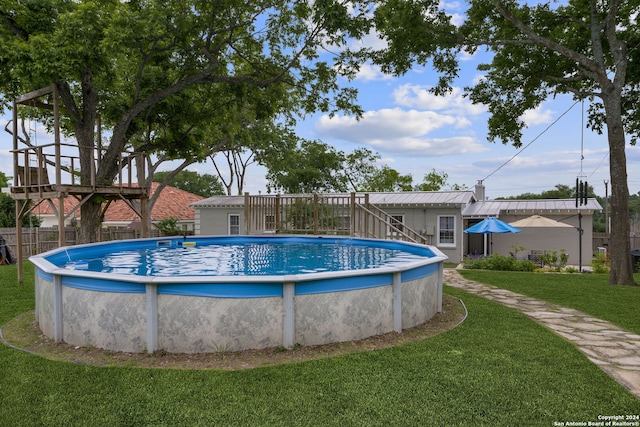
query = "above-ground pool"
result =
(30, 235, 447, 354)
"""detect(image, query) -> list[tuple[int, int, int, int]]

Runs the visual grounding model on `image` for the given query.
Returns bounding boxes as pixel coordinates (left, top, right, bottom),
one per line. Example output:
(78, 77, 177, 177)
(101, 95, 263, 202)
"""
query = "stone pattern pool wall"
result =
(34, 268, 442, 353)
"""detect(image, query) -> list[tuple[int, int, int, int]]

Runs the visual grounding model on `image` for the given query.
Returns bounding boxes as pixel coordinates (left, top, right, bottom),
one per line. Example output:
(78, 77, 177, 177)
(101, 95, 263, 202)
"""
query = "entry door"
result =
(466, 220, 485, 256)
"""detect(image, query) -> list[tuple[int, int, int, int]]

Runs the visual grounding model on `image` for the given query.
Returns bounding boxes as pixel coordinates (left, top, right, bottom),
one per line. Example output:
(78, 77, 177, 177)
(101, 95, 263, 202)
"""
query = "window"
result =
(228, 214, 240, 235)
(389, 215, 405, 235)
(438, 215, 455, 246)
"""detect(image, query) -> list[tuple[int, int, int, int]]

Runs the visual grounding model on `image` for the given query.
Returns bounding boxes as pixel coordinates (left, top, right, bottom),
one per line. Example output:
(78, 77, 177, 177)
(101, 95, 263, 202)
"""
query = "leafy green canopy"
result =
(357, 0, 639, 146)
(0, 0, 374, 243)
(260, 139, 454, 194)
(152, 170, 224, 198)
(0, 192, 40, 227)
(0, 0, 371, 177)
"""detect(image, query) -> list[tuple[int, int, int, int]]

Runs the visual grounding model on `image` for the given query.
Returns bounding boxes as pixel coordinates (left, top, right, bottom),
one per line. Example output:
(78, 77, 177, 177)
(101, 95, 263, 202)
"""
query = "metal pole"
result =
(578, 212, 583, 272)
(604, 180, 609, 235)
(13, 100, 23, 283)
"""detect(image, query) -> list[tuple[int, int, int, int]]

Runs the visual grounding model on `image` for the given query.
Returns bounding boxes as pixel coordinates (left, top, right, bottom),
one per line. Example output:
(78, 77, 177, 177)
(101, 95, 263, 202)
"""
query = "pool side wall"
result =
(157, 294, 284, 353)
(34, 268, 442, 353)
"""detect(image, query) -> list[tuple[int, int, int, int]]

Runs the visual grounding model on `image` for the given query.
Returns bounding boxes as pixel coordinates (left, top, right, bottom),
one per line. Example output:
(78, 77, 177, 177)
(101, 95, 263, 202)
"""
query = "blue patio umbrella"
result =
(464, 217, 521, 234)
(464, 217, 521, 255)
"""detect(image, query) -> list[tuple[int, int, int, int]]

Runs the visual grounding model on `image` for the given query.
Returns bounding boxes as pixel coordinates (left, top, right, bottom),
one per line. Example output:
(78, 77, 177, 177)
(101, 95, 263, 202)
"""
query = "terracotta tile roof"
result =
(31, 198, 79, 217)
(31, 183, 204, 222)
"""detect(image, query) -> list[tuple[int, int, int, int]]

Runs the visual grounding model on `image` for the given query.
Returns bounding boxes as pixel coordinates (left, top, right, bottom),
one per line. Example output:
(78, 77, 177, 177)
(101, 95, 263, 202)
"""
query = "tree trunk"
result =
(602, 91, 637, 285)
(78, 198, 102, 244)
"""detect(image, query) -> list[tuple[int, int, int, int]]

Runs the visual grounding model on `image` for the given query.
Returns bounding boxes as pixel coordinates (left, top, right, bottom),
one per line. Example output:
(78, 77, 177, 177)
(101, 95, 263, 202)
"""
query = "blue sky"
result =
(2, 3, 638, 200)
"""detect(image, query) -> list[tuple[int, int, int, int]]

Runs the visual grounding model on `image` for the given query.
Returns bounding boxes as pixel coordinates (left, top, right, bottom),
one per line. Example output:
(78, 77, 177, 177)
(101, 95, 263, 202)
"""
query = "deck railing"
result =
(12, 142, 146, 192)
(244, 193, 426, 244)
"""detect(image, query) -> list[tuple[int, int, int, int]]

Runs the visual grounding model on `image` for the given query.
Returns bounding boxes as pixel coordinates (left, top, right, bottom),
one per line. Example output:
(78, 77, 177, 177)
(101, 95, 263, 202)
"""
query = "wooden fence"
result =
(0, 227, 172, 259)
(592, 233, 640, 253)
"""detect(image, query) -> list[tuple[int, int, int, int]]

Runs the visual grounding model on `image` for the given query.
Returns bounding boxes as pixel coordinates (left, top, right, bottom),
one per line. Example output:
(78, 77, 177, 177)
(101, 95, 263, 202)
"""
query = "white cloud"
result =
(315, 108, 487, 157)
(318, 108, 455, 138)
(626, 145, 640, 163)
(353, 63, 394, 82)
(392, 84, 485, 116)
(349, 31, 387, 51)
(448, 12, 465, 27)
(367, 135, 487, 156)
(458, 50, 477, 61)
(470, 147, 614, 190)
(521, 104, 555, 126)
(380, 157, 396, 165)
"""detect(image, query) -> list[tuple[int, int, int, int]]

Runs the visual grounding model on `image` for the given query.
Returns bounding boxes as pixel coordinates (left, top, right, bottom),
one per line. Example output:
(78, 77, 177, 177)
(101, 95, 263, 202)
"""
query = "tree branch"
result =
(0, 10, 28, 41)
(495, 2, 607, 81)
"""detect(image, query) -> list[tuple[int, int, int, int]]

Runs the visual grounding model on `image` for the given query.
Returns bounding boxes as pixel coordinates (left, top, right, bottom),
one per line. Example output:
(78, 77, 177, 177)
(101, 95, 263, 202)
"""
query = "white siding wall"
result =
(489, 214, 592, 267)
(375, 206, 463, 263)
(195, 208, 245, 235)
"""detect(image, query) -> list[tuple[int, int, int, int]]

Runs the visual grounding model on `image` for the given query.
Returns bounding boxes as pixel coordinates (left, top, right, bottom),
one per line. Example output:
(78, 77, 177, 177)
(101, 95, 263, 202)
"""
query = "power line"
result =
(480, 99, 581, 183)
(588, 151, 610, 180)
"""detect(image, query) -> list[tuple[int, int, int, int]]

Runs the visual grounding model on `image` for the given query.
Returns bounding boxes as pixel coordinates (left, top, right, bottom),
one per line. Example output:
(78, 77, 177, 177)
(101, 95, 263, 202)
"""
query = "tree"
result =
(499, 184, 595, 200)
(360, 0, 639, 285)
(211, 121, 293, 195)
(212, 148, 255, 196)
(263, 139, 347, 194)
(363, 166, 414, 192)
(0, 0, 366, 244)
(0, 172, 8, 188)
(152, 171, 224, 198)
(342, 148, 383, 191)
(131, 80, 294, 231)
(261, 140, 416, 194)
(416, 169, 457, 191)
(0, 192, 40, 228)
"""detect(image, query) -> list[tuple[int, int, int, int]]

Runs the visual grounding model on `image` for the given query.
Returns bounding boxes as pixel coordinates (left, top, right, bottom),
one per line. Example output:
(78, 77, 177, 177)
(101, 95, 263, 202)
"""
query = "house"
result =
(463, 198, 600, 265)
(30, 183, 204, 231)
(191, 182, 602, 265)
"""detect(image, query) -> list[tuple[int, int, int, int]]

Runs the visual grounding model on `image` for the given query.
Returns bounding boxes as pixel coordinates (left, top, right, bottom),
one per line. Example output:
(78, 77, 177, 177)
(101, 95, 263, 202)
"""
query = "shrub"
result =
(508, 245, 527, 259)
(540, 249, 569, 272)
(155, 217, 182, 236)
(462, 254, 536, 272)
(591, 251, 610, 274)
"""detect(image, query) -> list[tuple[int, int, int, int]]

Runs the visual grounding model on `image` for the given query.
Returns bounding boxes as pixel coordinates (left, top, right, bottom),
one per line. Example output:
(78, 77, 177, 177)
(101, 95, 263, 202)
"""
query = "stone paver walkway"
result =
(444, 269, 640, 399)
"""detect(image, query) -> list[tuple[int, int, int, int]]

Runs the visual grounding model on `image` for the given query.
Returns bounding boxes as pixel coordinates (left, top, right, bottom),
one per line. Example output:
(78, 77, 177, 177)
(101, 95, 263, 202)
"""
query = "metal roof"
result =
(462, 198, 602, 217)
(191, 191, 477, 208)
(367, 191, 475, 206)
(191, 193, 602, 217)
(191, 195, 245, 208)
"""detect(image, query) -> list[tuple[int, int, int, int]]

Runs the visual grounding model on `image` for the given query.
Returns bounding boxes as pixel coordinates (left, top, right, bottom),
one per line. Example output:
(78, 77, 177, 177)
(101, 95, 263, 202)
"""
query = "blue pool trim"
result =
(37, 268, 54, 283)
(44, 235, 437, 265)
(295, 273, 394, 295)
(158, 283, 283, 298)
(401, 263, 439, 282)
(62, 276, 146, 294)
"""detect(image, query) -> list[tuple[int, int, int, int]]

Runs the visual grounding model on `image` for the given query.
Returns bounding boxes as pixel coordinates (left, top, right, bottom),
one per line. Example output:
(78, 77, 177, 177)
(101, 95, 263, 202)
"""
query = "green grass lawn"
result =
(458, 269, 640, 335)
(0, 264, 638, 426)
